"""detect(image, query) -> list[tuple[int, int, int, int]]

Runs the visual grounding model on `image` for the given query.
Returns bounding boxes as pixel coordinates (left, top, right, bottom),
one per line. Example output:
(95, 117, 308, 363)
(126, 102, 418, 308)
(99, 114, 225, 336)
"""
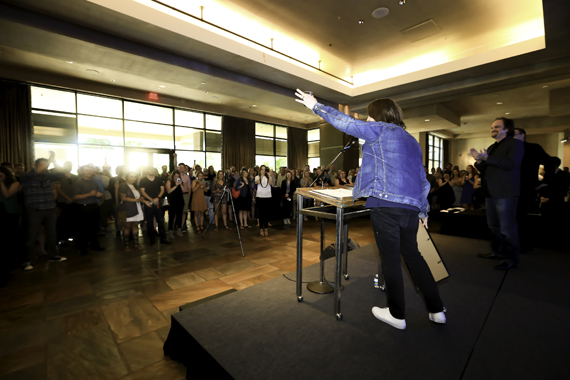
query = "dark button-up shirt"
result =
(73, 177, 100, 205)
(20, 169, 61, 210)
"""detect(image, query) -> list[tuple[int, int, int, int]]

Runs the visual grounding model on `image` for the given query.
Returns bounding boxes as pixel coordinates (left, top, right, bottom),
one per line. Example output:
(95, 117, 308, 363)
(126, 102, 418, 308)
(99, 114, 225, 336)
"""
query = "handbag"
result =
(231, 187, 240, 199)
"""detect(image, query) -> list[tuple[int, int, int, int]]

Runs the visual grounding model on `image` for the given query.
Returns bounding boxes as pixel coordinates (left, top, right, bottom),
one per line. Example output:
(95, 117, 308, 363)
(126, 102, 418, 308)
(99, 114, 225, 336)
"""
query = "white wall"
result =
(449, 137, 493, 170)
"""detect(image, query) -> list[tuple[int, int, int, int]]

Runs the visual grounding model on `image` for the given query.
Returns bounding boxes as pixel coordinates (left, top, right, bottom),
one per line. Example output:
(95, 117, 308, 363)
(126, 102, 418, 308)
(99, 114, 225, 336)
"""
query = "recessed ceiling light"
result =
(252, 105, 257, 107)
(201, 82, 206, 85)
(372, 7, 390, 19)
(542, 85, 548, 88)
(358, 20, 365, 25)
(505, 112, 510, 115)
(398, 0, 406, 5)
(205, 91, 208, 94)
(159, 85, 165, 88)
(425, 119, 430, 122)
(109, 79, 116, 82)
(496, 101, 503, 105)
(67, 61, 73, 64)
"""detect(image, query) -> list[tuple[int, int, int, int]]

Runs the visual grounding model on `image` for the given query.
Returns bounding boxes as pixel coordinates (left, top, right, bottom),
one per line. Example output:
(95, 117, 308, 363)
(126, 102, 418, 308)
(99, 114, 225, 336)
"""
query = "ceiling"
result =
(0, 0, 569, 139)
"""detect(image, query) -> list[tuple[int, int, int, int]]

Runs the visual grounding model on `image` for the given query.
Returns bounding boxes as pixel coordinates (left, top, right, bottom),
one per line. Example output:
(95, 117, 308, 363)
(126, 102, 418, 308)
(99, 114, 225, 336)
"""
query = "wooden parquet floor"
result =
(0, 217, 375, 379)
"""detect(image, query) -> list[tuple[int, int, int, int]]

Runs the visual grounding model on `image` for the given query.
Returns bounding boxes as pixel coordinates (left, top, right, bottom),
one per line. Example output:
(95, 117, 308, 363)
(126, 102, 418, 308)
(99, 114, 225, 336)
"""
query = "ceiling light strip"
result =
(150, 0, 353, 85)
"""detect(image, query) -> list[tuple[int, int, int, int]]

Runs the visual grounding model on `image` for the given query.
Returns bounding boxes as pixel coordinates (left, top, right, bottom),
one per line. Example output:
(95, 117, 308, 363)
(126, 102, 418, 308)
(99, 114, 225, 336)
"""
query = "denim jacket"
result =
(312, 103, 430, 219)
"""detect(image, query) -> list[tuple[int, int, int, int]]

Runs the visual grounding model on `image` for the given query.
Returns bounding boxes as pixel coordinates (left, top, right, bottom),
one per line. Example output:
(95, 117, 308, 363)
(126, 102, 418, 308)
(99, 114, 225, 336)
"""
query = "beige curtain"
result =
(287, 127, 308, 170)
(222, 116, 255, 170)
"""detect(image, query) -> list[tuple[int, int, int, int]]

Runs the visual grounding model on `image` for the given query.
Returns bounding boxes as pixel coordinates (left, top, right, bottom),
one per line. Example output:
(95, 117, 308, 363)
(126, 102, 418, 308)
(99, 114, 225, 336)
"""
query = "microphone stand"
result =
(307, 136, 358, 294)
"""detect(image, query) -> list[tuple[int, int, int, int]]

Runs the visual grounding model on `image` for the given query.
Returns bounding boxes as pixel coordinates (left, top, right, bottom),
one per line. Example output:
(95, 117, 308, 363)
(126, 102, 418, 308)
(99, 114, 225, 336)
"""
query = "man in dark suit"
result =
(470, 117, 524, 270)
(513, 128, 551, 252)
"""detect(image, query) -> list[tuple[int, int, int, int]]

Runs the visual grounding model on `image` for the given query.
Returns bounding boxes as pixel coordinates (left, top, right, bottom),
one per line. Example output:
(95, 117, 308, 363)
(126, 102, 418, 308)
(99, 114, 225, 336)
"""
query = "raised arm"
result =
(295, 89, 384, 142)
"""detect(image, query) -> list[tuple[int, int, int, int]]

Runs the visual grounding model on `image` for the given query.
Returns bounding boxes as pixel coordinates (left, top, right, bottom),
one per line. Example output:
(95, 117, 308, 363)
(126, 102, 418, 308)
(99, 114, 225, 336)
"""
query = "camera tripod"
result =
(202, 181, 245, 257)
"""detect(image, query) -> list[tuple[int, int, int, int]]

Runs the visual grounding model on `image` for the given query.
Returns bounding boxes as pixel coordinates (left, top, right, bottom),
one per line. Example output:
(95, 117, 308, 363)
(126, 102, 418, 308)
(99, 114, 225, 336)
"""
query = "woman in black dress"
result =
(165, 170, 187, 238)
(335, 170, 353, 186)
(437, 171, 455, 210)
(234, 169, 252, 229)
(280, 171, 297, 225)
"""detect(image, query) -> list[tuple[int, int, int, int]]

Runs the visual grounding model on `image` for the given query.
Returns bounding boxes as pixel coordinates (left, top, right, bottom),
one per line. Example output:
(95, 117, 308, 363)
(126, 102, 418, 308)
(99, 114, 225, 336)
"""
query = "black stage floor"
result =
(164, 234, 570, 380)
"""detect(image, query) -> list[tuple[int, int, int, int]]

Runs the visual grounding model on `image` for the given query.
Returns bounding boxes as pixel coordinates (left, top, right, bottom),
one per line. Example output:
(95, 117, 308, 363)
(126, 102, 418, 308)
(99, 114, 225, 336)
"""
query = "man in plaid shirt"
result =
(20, 152, 67, 271)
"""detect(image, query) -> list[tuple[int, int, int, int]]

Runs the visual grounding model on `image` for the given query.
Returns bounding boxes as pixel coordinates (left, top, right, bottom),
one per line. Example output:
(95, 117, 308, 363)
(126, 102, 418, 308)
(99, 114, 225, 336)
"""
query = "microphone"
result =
(344, 136, 359, 149)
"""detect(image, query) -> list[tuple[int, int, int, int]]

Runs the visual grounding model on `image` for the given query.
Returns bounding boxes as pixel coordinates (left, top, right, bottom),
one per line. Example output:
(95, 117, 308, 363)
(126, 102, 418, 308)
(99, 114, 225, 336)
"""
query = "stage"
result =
(164, 234, 570, 380)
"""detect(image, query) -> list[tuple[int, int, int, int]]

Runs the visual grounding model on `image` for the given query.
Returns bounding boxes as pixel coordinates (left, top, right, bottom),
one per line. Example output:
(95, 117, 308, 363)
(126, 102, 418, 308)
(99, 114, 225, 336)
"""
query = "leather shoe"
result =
(160, 240, 171, 245)
(477, 253, 504, 260)
(495, 261, 517, 270)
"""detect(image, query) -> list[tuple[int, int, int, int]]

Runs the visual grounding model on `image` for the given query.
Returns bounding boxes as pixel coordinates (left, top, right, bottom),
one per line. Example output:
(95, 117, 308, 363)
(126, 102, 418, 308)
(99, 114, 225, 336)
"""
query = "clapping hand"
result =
(470, 148, 488, 161)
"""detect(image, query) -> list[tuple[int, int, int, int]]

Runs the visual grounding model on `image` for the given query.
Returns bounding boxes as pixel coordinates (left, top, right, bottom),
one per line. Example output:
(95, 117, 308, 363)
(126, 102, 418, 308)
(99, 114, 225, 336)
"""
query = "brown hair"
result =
(367, 98, 406, 129)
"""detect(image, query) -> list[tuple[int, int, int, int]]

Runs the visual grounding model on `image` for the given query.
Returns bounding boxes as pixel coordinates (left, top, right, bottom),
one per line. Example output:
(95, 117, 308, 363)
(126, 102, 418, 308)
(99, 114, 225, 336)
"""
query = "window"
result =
(307, 128, 320, 170)
(427, 134, 444, 171)
(255, 123, 287, 170)
(30, 85, 224, 174)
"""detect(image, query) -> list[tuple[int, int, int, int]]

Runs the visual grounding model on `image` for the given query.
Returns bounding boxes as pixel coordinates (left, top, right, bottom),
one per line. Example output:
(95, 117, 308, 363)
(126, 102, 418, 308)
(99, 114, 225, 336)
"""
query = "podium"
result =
(295, 187, 368, 321)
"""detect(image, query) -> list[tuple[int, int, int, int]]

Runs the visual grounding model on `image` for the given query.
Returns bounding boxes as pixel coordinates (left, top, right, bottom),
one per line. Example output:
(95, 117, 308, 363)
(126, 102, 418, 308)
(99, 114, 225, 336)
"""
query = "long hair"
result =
(367, 98, 406, 129)
(170, 170, 181, 187)
(0, 166, 16, 186)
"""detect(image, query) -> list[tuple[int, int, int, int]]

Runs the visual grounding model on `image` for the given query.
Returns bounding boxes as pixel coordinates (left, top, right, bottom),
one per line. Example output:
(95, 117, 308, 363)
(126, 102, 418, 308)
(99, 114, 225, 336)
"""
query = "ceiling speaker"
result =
(372, 7, 390, 19)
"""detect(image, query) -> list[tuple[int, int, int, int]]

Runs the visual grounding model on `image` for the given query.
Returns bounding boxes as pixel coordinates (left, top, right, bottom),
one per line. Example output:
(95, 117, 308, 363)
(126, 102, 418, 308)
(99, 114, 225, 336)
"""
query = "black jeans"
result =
(76, 203, 101, 252)
(144, 204, 167, 240)
(370, 207, 443, 320)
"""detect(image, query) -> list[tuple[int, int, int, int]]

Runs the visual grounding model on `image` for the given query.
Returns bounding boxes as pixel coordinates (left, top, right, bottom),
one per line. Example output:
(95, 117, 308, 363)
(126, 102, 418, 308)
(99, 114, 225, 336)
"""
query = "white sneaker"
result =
(23, 262, 33, 271)
(429, 311, 446, 324)
(176, 228, 183, 237)
(287, 218, 291, 224)
(167, 230, 175, 240)
(372, 307, 406, 330)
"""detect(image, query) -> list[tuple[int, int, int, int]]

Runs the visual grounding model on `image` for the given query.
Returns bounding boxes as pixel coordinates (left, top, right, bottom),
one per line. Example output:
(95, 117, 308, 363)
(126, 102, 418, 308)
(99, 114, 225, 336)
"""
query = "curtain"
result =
(287, 127, 308, 170)
(222, 116, 255, 170)
(0, 81, 33, 169)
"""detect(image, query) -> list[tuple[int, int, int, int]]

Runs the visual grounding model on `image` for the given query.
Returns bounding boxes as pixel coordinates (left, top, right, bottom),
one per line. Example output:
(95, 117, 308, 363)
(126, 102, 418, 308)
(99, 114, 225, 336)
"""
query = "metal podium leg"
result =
(307, 215, 334, 294)
(343, 222, 349, 280)
(296, 193, 304, 302)
(334, 207, 344, 320)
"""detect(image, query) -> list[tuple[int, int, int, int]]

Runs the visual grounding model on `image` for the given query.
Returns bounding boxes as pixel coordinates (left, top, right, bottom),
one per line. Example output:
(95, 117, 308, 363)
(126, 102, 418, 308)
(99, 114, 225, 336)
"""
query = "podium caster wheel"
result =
(336, 313, 343, 321)
(297, 296, 303, 302)
(344, 274, 349, 280)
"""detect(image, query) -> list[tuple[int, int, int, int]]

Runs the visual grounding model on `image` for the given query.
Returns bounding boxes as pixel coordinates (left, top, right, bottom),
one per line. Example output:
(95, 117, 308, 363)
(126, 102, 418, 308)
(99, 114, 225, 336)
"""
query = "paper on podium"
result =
(310, 188, 354, 200)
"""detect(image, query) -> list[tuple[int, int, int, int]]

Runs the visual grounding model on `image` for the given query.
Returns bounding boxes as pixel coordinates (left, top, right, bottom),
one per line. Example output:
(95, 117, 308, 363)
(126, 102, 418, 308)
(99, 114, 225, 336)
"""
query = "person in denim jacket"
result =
(296, 90, 445, 330)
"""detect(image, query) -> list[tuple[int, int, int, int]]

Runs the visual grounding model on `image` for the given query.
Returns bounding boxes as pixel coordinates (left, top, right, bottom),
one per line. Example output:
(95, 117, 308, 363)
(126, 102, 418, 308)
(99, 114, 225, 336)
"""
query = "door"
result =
(125, 148, 172, 173)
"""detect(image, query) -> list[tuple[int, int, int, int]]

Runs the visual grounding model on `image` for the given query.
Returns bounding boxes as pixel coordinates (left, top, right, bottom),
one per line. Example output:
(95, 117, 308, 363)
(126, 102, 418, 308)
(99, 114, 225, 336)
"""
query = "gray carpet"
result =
(168, 233, 570, 380)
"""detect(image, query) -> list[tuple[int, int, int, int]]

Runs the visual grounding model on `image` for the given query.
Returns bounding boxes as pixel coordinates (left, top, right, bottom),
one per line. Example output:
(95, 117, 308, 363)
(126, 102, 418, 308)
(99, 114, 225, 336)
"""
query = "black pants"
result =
(371, 207, 443, 319)
(168, 204, 183, 230)
(144, 204, 167, 240)
(256, 197, 271, 229)
(99, 199, 113, 229)
(56, 203, 76, 242)
(76, 203, 101, 252)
